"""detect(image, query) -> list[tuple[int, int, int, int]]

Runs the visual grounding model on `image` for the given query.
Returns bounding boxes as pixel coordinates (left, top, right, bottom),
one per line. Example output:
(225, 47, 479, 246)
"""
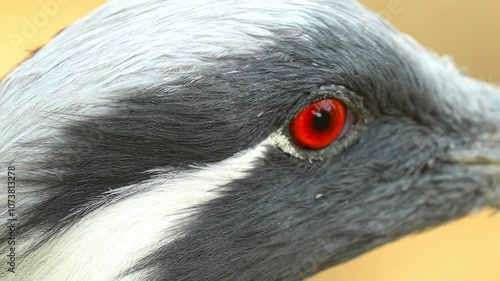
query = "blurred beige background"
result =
(0, 1, 499, 281)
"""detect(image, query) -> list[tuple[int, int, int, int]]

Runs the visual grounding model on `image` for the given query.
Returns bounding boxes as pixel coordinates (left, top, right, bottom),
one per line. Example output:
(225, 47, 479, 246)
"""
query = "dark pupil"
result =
(312, 110, 331, 131)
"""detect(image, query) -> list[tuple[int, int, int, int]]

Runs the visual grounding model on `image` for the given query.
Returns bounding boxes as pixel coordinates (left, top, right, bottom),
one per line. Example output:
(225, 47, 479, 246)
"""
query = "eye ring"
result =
(290, 98, 353, 149)
(270, 84, 370, 161)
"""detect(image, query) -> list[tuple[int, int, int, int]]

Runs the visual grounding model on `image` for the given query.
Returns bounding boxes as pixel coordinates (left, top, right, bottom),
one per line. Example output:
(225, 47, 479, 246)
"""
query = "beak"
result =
(443, 140, 500, 209)
(439, 79, 500, 209)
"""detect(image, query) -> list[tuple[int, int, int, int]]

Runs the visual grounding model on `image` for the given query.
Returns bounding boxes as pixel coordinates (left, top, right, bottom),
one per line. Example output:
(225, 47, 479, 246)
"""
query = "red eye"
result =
(290, 98, 347, 149)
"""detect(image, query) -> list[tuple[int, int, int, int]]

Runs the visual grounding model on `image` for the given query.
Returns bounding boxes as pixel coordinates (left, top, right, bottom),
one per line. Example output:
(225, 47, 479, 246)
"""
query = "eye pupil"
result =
(290, 98, 349, 150)
(312, 110, 331, 132)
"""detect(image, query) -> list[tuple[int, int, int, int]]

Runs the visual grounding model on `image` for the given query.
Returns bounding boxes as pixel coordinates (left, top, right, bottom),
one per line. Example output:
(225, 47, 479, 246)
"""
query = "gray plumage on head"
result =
(0, 0, 499, 280)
